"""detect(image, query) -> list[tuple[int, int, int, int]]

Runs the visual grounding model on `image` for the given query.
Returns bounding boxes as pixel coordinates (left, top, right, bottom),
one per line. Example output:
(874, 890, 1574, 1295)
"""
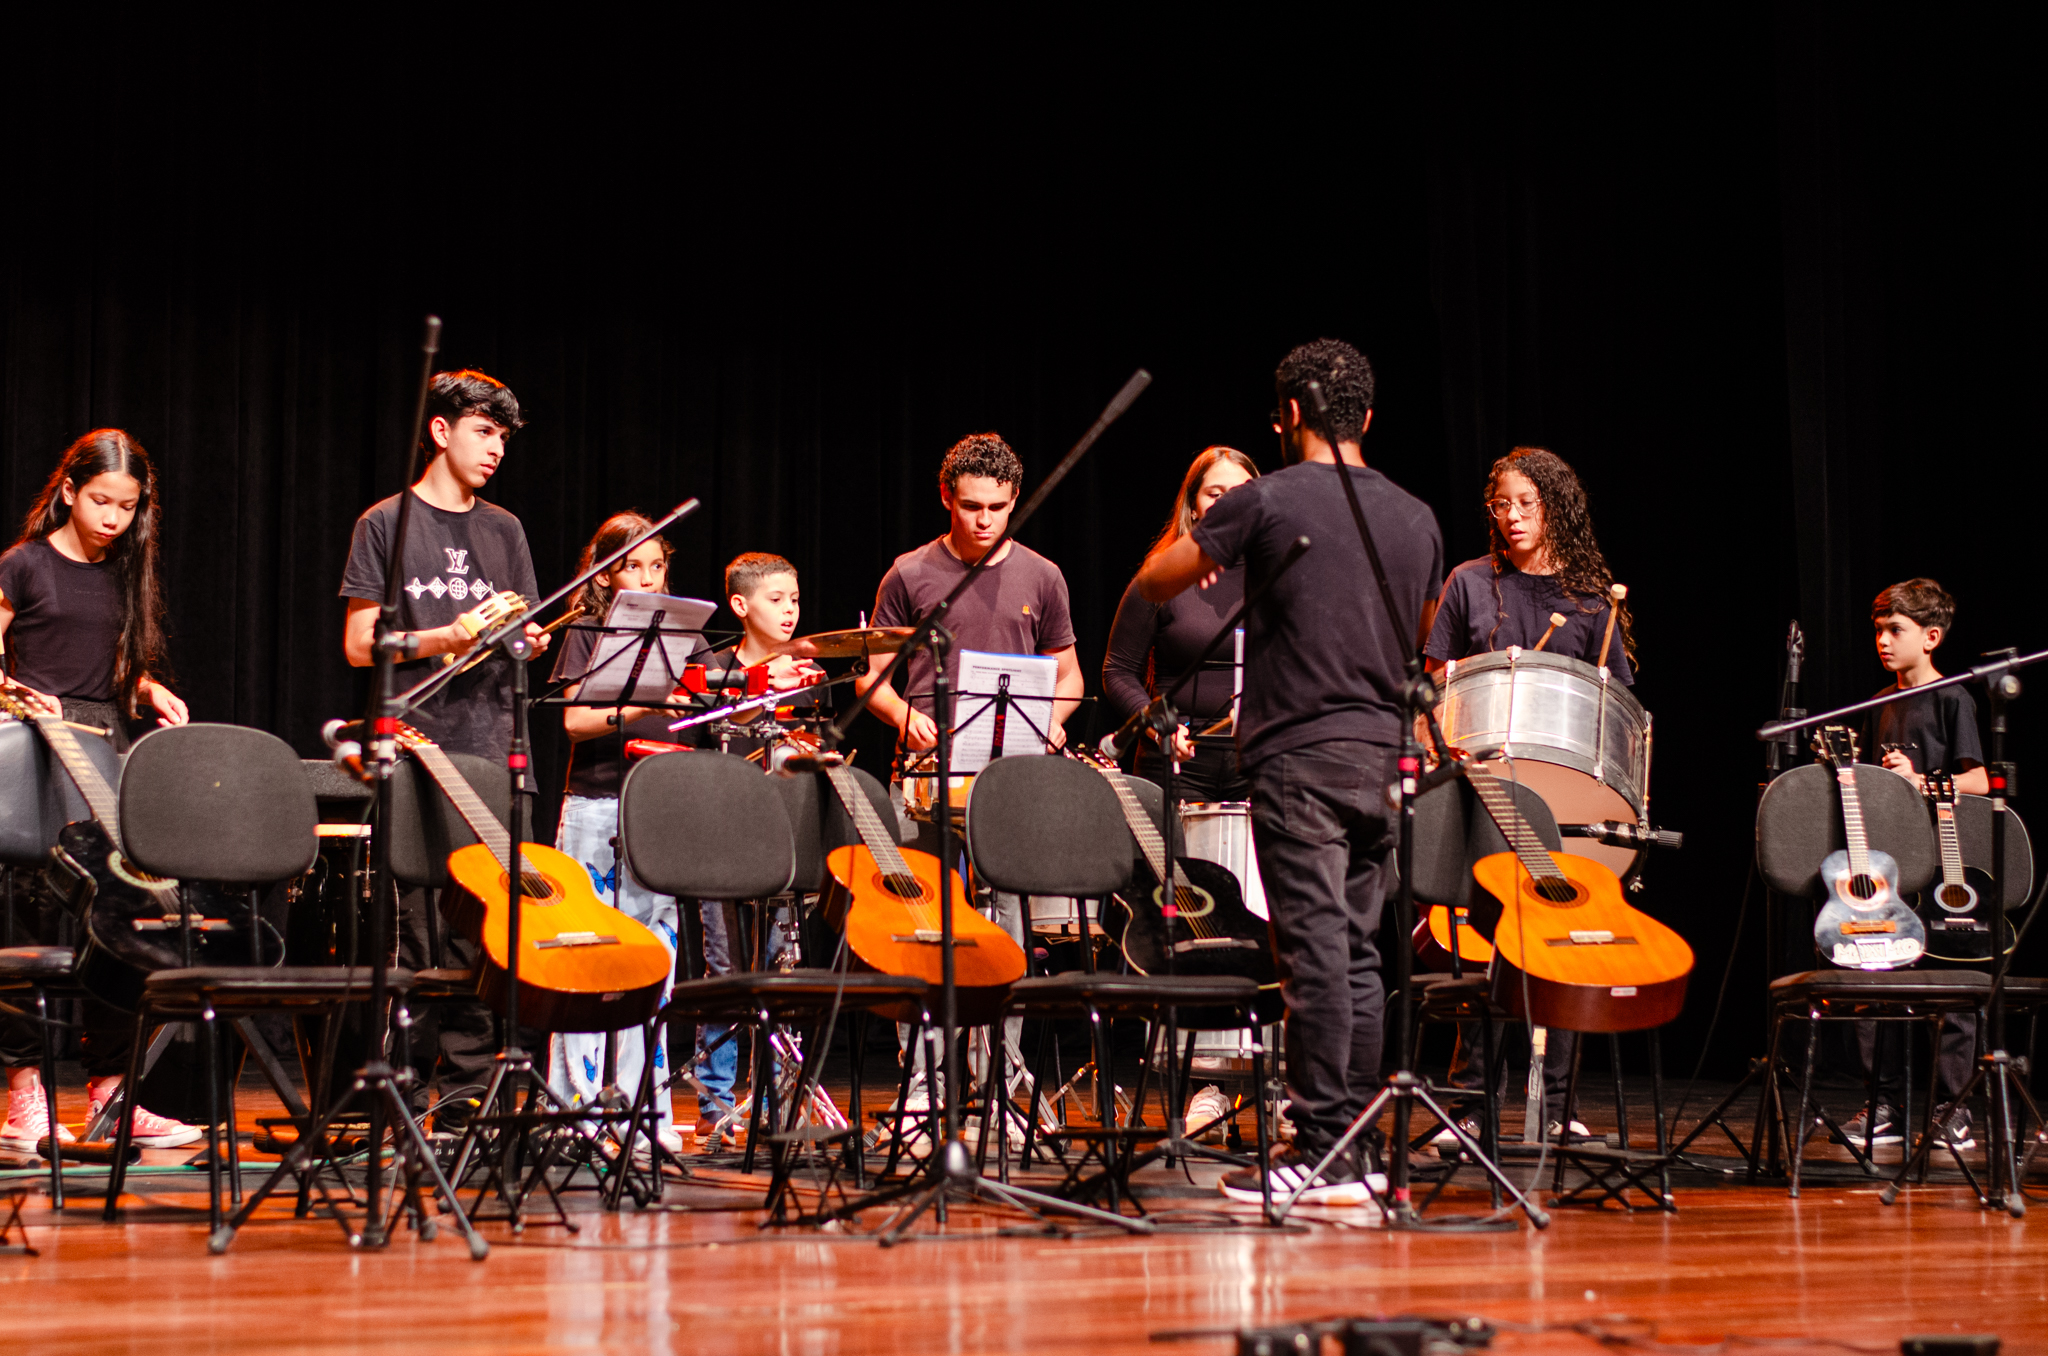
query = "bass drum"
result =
(1437, 649, 1652, 880)
(1179, 803, 1267, 920)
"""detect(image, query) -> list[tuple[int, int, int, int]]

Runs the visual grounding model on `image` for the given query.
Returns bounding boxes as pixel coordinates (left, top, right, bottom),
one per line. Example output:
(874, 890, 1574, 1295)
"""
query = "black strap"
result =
(1331, 458, 1421, 676)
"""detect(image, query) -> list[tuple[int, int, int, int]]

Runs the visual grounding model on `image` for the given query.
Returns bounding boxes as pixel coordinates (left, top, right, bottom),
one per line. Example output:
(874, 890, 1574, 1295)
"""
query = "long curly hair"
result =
(1483, 446, 1636, 666)
(1146, 445, 1260, 557)
(11, 429, 169, 715)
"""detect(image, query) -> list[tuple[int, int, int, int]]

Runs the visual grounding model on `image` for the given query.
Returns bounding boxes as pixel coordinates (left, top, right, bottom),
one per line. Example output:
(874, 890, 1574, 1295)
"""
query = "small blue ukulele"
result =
(1811, 725, 1926, 970)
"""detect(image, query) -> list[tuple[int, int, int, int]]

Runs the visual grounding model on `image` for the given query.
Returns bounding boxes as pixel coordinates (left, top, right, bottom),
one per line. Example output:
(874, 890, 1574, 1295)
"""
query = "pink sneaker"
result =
(89, 1086, 204, 1150)
(1, 1091, 79, 1154)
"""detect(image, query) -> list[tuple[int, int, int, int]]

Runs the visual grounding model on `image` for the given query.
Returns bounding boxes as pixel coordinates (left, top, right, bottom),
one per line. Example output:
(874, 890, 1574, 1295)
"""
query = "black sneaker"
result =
(1219, 1145, 1385, 1206)
(1837, 1103, 1902, 1148)
(1936, 1108, 1976, 1152)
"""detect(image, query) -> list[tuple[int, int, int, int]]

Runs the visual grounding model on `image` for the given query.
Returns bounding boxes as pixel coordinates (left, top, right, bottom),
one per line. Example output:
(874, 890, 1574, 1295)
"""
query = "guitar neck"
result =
(1468, 771, 1569, 886)
(1935, 799, 1966, 886)
(33, 713, 125, 853)
(825, 764, 917, 879)
(408, 740, 513, 867)
(1834, 766, 1872, 878)
(1088, 760, 1172, 884)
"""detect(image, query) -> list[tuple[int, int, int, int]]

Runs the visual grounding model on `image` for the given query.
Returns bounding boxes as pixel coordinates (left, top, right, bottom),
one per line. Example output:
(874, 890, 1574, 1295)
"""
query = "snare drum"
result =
(743, 727, 823, 774)
(1179, 802, 1268, 919)
(1026, 895, 1099, 937)
(901, 751, 973, 822)
(1437, 648, 1652, 878)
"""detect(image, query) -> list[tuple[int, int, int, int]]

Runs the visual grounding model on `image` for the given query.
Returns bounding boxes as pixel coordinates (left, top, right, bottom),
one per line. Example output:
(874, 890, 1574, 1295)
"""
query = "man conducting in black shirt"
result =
(1139, 339, 1444, 1204)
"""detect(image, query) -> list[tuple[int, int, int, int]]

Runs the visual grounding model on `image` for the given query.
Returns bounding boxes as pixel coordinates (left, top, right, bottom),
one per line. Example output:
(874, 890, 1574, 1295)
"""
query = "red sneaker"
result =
(89, 1084, 205, 1150)
(2, 1090, 79, 1154)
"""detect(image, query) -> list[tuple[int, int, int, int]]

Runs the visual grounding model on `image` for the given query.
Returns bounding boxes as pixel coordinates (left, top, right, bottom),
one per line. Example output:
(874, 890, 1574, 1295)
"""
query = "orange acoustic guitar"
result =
(1467, 768, 1692, 1032)
(1413, 903, 1495, 973)
(395, 724, 672, 1033)
(817, 763, 1024, 1024)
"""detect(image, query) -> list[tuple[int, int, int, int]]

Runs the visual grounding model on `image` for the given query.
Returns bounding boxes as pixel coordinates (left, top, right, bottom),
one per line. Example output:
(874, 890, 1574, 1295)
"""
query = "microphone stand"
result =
(815, 369, 1154, 1242)
(1259, 383, 1547, 1231)
(1758, 648, 2046, 1216)
(214, 317, 490, 1258)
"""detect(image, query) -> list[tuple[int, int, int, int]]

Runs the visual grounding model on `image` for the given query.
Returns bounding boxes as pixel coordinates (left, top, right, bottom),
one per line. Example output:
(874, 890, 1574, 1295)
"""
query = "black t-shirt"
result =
(1191, 460, 1444, 767)
(1860, 680, 1984, 777)
(869, 538, 1076, 722)
(339, 492, 540, 758)
(1424, 556, 1635, 685)
(0, 539, 124, 701)
(1102, 564, 1245, 725)
(550, 621, 705, 799)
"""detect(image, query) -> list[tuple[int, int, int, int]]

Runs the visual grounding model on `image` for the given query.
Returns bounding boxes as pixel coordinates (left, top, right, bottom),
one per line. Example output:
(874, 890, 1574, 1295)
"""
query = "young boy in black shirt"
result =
(1141, 339, 1444, 1204)
(337, 369, 551, 1135)
(1843, 578, 1986, 1151)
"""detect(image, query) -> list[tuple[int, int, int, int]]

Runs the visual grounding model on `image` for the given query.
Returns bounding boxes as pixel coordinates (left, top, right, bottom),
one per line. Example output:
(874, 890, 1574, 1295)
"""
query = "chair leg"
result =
(201, 1001, 224, 1232)
(36, 986, 62, 1210)
(103, 1007, 150, 1220)
(1478, 1009, 1501, 1210)
(1249, 1011, 1273, 1224)
(1608, 1032, 1629, 1152)
(1788, 1012, 1821, 1198)
(1649, 1029, 1672, 1204)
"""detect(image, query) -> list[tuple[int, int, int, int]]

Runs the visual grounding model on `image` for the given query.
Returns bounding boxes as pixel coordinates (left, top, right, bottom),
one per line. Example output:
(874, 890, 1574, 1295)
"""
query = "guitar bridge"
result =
(891, 932, 978, 946)
(132, 917, 235, 933)
(1839, 920, 1898, 935)
(1171, 938, 1262, 954)
(534, 932, 620, 949)
(1544, 931, 1637, 947)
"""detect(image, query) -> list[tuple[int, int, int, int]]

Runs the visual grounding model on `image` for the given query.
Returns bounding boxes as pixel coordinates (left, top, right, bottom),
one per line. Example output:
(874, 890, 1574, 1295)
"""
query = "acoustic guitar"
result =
(1468, 767, 1693, 1032)
(1809, 726, 1926, 971)
(1915, 770, 2008, 964)
(1413, 904, 1496, 972)
(394, 724, 671, 1033)
(818, 762, 1024, 1024)
(1075, 752, 1280, 1021)
(0, 687, 251, 1011)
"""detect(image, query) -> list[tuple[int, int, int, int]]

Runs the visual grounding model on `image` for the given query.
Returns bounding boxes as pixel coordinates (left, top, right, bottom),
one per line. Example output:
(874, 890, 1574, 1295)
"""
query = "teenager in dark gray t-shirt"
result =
(858, 433, 1080, 757)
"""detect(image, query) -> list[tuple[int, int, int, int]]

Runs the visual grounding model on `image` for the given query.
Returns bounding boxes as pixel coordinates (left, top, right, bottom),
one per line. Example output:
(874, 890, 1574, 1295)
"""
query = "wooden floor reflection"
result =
(3, 1081, 2042, 1354)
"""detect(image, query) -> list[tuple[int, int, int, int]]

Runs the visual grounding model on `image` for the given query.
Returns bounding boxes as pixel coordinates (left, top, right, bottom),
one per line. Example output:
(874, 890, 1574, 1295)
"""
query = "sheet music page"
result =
(951, 649, 1058, 773)
(577, 592, 719, 703)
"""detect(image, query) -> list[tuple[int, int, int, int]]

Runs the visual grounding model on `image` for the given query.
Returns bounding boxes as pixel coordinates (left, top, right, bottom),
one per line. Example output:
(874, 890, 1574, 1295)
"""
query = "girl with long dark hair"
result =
(1102, 445, 1260, 802)
(0, 429, 199, 1153)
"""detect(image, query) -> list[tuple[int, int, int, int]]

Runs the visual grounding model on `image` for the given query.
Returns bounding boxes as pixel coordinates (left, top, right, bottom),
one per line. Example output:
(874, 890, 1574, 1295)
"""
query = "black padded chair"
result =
(1747, 760, 2043, 1195)
(100, 725, 327, 1234)
(617, 751, 926, 1207)
(0, 714, 122, 1207)
(964, 755, 1268, 1218)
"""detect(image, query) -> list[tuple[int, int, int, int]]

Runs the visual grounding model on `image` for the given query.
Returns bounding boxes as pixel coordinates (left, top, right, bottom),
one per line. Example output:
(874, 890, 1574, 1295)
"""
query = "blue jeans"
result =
(694, 900, 790, 1119)
(546, 795, 678, 1133)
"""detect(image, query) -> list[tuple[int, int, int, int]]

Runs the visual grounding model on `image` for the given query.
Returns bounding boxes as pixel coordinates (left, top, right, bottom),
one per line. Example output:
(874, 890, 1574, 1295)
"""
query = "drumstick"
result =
(1597, 584, 1628, 670)
(1532, 612, 1567, 652)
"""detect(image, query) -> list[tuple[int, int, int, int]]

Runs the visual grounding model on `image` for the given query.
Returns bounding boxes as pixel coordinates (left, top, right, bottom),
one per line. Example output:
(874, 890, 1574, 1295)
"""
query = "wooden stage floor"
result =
(5, 1078, 2044, 1355)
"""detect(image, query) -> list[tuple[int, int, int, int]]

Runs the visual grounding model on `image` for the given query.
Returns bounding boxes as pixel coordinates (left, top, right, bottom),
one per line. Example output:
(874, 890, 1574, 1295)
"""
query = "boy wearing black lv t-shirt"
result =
(1842, 578, 1986, 1154)
(337, 369, 552, 1136)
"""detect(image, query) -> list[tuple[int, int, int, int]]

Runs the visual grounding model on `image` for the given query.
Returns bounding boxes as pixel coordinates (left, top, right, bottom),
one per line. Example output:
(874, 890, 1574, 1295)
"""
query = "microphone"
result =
(1560, 821, 1684, 851)
(322, 718, 368, 783)
(1098, 730, 1125, 763)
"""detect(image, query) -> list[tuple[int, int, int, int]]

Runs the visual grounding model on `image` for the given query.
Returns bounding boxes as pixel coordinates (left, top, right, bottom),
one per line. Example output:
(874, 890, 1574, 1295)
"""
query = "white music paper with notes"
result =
(950, 650, 1058, 773)
(576, 592, 718, 704)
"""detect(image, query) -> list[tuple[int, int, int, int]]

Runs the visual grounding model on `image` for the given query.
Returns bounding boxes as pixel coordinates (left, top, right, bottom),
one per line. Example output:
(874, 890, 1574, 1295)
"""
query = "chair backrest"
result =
(1952, 796, 2036, 908)
(387, 751, 538, 890)
(1757, 761, 1939, 898)
(119, 724, 318, 884)
(621, 750, 796, 900)
(771, 765, 902, 892)
(1408, 772, 1563, 908)
(0, 718, 122, 867)
(965, 755, 1133, 898)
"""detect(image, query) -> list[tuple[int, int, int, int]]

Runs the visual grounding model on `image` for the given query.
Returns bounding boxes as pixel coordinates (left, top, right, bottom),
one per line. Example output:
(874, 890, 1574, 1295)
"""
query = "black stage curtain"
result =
(0, 13, 2036, 1074)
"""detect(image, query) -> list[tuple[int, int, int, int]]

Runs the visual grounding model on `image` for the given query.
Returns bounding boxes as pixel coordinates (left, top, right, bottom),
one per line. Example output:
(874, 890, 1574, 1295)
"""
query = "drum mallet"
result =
(1596, 584, 1628, 669)
(1532, 612, 1567, 652)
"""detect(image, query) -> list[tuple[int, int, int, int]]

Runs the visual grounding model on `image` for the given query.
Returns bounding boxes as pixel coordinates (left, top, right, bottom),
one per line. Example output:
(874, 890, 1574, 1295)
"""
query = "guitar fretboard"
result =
(33, 713, 125, 852)
(1833, 766, 1872, 880)
(1934, 799, 1965, 886)
(406, 738, 514, 868)
(824, 764, 920, 888)
(1468, 770, 1571, 890)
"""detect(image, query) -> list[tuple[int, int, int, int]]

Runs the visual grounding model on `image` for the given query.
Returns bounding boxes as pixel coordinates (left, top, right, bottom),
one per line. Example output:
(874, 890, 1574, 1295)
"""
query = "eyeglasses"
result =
(1486, 497, 1542, 520)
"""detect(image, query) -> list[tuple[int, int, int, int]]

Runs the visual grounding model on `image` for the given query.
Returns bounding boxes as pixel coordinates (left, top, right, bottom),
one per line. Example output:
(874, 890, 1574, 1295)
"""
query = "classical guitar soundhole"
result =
(1848, 874, 1878, 901)
(1532, 876, 1581, 906)
(498, 871, 561, 903)
(874, 871, 927, 902)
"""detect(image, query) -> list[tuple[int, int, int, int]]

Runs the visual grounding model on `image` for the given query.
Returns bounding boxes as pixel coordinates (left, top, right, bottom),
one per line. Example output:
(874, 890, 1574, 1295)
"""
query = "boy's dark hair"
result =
(1275, 338, 1375, 447)
(939, 433, 1024, 497)
(425, 369, 525, 438)
(1873, 577, 1956, 635)
(726, 552, 798, 600)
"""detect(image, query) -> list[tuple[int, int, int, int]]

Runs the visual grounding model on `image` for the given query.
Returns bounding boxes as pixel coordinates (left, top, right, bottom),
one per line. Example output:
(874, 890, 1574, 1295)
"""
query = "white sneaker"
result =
(1185, 1085, 1232, 1143)
(1428, 1117, 1482, 1151)
(1546, 1119, 1592, 1142)
(1, 1090, 78, 1154)
(657, 1125, 685, 1155)
(1219, 1146, 1386, 1208)
(89, 1085, 204, 1150)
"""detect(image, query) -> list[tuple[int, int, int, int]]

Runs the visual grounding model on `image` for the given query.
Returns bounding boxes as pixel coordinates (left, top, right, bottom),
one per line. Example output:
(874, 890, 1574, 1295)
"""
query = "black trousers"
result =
(1248, 741, 1394, 1159)
(1444, 1023, 1578, 1117)
(396, 887, 500, 1110)
(0, 867, 132, 1078)
(1859, 1012, 1977, 1106)
(1136, 736, 1250, 805)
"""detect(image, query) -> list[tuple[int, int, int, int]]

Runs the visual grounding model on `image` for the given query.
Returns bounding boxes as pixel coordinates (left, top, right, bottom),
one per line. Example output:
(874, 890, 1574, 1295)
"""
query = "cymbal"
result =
(773, 626, 915, 659)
